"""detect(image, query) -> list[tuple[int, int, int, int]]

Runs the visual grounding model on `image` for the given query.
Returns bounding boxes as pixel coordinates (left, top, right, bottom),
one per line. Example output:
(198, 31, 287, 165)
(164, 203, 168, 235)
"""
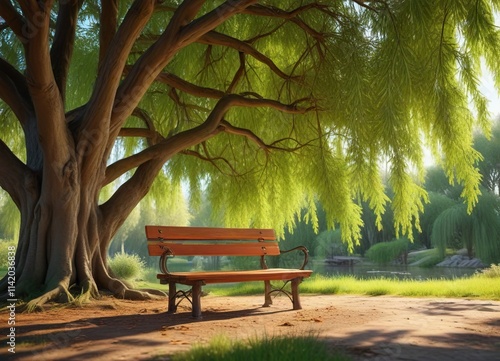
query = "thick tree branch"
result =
(0, 0, 27, 44)
(106, 0, 256, 156)
(156, 71, 225, 99)
(0, 58, 33, 124)
(118, 107, 164, 145)
(104, 94, 314, 185)
(19, 1, 71, 166)
(50, 0, 82, 103)
(109, 0, 207, 125)
(103, 124, 222, 186)
(99, 0, 119, 69)
(118, 127, 158, 139)
(0, 138, 31, 208)
(83, 0, 156, 131)
(79, 0, 157, 178)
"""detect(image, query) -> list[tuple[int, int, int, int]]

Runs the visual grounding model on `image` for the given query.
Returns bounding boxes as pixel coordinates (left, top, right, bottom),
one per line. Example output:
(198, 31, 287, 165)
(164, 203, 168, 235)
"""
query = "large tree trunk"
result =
(1, 152, 160, 310)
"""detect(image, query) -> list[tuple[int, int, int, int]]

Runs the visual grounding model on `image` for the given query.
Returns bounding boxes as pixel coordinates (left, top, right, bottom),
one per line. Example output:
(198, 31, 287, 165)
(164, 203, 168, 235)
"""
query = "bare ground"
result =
(2, 294, 500, 361)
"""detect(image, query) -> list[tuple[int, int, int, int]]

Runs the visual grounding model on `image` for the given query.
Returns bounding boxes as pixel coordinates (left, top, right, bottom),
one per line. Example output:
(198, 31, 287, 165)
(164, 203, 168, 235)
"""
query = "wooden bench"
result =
(146, 225, 313, 318)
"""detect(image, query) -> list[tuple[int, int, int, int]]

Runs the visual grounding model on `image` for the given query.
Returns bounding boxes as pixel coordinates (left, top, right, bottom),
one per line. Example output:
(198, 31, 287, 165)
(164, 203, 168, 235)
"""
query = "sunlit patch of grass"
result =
(17, 335, 49, 348)
(166, 334, 351, 361)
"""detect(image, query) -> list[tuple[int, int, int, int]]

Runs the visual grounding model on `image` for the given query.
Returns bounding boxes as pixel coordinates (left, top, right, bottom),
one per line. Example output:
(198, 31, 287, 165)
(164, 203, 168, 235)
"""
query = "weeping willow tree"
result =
(474, 119, 500, 195)
(431, 190, 500, 265)
(1, 1, 500, 308)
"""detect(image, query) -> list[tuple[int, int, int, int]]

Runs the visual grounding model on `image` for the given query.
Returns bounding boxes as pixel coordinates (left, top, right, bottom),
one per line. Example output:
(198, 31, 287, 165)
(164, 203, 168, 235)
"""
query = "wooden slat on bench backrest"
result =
(148, 241, 281, 256)
(145, 226, 276, 241)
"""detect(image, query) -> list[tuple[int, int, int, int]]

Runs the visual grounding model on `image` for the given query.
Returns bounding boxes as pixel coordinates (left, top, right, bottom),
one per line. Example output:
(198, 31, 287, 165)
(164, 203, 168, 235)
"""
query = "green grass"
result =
(158, 334, 351, 361)
(301, 274, 500, 299)
(137, 264, 500, 300)
(138, 274, 500, 300)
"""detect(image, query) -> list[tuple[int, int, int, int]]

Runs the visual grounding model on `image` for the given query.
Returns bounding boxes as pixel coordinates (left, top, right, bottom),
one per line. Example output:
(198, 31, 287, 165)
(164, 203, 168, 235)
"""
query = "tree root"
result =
(102, 275, 166, 300)
(138, 288, 167, 297)
(9, 276, 166, 312)
(22, 284, 74, 312)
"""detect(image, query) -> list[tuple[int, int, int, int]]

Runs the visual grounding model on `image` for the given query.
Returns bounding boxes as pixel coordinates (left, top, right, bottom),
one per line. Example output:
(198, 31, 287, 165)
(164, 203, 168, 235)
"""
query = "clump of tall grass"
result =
(170, 334, 351, 361)
(108, 253, 145, 281)
(478, 264, 500, 278)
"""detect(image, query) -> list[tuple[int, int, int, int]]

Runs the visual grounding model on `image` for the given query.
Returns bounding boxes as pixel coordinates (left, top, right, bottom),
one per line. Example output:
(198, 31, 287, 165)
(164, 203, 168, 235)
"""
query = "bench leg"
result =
(263, 280, 272, 307)
(291, 278, 302, 310)
(191, 281, 203, 319)
(168, 282, 177, 313)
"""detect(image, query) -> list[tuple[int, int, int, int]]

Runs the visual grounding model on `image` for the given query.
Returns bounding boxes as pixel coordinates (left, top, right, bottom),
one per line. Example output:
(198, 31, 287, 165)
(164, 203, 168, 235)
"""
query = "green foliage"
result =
(108, 253, 145, 281)
(108, 177, 191, 265)
(415, 254, 444, 269)
(431, 190, 500, 264)
(0, 239, 17, 269)
(418, 192, 457, 248)
(315, 229, 349, 258)
(142, 267, 160, 283)
(406, 249, 444, 268)
(365, 238, 409, 265)
(171, 334, 350, 361)
(2, 1, 500, 253)
(474, 120, 500, 194)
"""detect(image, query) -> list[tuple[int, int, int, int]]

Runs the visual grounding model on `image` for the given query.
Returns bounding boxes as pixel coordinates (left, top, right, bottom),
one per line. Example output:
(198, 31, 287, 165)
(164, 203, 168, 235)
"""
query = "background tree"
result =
(431, 189, 500, 264)
(418, 192, 457, 249)
(0, 1, 499, 308)
(474, 119, 500, 195)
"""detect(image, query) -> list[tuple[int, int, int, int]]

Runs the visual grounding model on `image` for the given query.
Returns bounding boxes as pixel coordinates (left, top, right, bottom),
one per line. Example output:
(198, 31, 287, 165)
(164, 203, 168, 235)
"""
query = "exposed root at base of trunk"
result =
(13, 280, 165, 312)
(23, 284, 74, 312)
(138, 288, 167, 297)
(120, 288, 165, 300)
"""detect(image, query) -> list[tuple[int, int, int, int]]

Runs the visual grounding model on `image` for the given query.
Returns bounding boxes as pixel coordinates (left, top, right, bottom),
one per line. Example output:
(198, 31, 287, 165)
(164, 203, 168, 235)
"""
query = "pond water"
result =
(312, 260, 479, 280)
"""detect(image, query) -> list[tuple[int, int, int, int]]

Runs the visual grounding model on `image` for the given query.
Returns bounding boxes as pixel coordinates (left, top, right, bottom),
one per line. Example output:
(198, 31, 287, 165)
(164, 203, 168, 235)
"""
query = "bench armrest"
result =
(280, 246, 309, 270)
(159, 248, 174, 274)
(261, 245, 309, 270)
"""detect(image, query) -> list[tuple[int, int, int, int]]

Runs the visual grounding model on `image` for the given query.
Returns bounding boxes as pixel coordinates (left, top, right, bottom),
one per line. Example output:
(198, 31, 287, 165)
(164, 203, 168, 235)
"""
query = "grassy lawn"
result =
(138, 266, 500, 300)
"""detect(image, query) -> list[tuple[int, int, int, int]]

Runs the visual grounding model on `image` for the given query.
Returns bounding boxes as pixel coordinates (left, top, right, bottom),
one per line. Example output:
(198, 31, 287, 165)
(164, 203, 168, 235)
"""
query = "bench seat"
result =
(157, 268, 313, 284)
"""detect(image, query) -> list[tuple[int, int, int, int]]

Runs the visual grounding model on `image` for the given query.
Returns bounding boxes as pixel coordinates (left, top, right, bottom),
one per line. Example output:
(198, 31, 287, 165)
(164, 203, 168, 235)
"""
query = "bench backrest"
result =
(146, 225, 280, 257)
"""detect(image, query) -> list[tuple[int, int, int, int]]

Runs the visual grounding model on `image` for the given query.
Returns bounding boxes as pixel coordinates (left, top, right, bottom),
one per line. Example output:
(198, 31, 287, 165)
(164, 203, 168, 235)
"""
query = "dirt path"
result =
(2, 294, 500, 361)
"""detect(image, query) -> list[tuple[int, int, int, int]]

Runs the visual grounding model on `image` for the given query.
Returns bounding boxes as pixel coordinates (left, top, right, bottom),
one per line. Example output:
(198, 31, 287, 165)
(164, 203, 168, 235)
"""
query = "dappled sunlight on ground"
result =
(2, 294, 499, 360)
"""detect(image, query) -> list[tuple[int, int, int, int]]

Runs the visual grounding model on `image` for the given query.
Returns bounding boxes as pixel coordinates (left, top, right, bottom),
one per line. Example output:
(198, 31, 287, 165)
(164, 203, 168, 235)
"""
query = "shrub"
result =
(365, 238, 409, 265)
(416, 254, 443, 268)
(108, 253, 145, 280)
(478, 264, 500, 278)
